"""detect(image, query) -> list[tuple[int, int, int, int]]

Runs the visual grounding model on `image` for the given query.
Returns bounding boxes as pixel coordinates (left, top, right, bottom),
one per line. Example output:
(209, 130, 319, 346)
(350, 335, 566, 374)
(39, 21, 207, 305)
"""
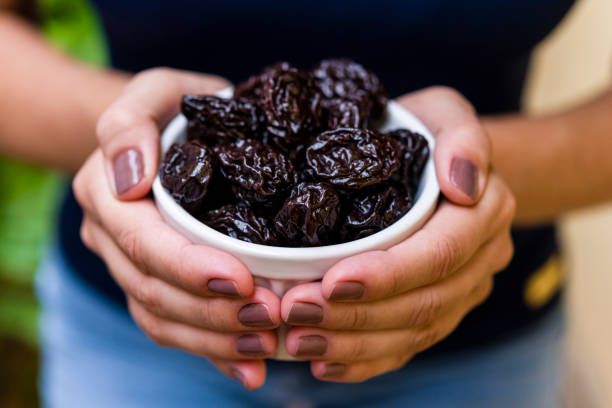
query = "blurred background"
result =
(0, 0, 610, 406)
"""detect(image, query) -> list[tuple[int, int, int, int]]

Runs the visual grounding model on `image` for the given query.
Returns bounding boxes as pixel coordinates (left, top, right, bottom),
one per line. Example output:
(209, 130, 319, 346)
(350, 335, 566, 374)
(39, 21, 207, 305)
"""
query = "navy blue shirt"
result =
(60, 0, 574, 354)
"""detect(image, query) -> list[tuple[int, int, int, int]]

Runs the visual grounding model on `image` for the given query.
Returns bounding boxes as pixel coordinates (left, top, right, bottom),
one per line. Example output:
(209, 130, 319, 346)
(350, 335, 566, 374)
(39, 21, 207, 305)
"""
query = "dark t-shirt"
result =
(59, 0, 574, 355)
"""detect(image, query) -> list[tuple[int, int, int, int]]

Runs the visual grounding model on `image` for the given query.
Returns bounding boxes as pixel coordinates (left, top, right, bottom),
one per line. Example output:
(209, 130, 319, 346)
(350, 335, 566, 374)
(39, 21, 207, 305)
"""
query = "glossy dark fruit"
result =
(305, 128, 400, 190)
(234, 62, 292, 103)
(274, 182, 341, 246)
(387, 129, 430, 190)
(325, 99, 367, 129)
(339, 184, 412, 242)
(202, 204, 278, 245)
(159, 141, 216, 212)
(261, 62, 321, 144)
(182, 95, 264, 144)
(216, 139, 297, 208)
(311, 58, 388, 119)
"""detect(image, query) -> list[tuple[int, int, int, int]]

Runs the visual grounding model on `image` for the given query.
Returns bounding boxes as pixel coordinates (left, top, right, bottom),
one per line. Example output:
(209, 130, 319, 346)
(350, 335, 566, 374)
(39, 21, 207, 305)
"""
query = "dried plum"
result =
(261, 63, 321, 144)
(305, 128, 400, 190)
(339, 184, 412, 242)
(325, 99, 367, 129)
(182, 95, 264, 144)
(216, 139, 297, 208)
(159, 141, 216, 212)
(202, 204, 278, 245)
(312, 58, 387, 119)
(387, 129, 430, 190)
(274, 182, 341, 246)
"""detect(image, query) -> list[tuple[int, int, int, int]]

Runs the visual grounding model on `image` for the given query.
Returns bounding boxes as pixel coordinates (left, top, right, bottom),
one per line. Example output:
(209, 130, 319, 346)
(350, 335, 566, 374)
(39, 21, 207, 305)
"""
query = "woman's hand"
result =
(280, 87, 516, 382)
(73, 68, 280, 390)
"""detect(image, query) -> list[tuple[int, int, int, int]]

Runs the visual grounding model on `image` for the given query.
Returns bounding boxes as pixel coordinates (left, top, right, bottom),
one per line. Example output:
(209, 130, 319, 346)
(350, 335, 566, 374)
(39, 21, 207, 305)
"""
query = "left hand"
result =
(280, 87, 516, 382)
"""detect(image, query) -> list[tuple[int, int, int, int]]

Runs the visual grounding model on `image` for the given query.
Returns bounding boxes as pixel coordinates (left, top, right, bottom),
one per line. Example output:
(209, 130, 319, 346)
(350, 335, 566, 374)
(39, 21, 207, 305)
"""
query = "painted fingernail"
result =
(231, 367, 247, 387)
(450, 158, 478, 200)
(207, 279, 240, 298)
(238, 304, 273, 327)
(322, 363, 346, 378)
(236, 334, 265, 356)
(296, 335, 328, 356)
(287, 302, 323, 324)
(113, 148, 143, 195)
(329, 281, 365, 301)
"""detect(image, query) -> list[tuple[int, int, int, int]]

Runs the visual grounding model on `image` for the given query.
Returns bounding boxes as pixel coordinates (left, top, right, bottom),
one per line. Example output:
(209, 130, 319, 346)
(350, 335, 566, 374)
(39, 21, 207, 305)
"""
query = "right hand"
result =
(73, 68, 280, 390)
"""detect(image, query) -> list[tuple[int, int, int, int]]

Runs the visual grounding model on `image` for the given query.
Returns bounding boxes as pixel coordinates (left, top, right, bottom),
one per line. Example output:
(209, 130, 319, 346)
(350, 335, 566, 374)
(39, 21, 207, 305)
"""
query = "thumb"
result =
(96, 68, 231, 200)
(397, 86, 490, 205)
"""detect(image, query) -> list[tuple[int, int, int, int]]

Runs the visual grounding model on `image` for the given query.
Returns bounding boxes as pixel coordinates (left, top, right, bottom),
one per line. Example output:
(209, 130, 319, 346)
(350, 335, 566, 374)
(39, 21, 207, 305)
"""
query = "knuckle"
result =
(79, 220, 94, 251)
(408, 290, 442, 327)
(428, 86, 475, 113)
(413, 327, 441, 352)
(96, 107, 136, 143)
(433, 234, 462, 280)
(116, 226, 144, 266)
(347, 337, 369, 361)
(131, 303, 167, 346)
(344, 306, 369, 330)
(133, 277, 161, 312)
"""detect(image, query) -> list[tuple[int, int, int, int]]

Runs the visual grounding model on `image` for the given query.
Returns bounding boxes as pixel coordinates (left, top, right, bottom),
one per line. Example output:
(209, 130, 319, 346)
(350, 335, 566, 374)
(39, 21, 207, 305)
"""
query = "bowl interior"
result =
(152, 93, 439, 262)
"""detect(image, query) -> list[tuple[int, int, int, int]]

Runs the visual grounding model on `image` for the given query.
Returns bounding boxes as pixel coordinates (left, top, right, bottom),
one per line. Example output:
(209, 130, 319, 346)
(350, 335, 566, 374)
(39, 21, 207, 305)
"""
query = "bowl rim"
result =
(152, 99, 439, 261)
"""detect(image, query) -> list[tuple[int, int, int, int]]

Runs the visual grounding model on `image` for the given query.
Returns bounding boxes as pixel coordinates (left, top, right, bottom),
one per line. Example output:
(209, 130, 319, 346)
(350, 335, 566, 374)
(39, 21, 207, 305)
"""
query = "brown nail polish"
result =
(207, 279, 240, 298)
(322, 363, 346, 378)
(296, 335, 328, 356)
(329, 281, 365, 301)
(231, 367, 247, 387)
(450, 158, 478, 200)
(236, 334, 265, 356)
(113, 148, 144, 195)
(287, 302, 323, 324)
(238, 304, 273, 327)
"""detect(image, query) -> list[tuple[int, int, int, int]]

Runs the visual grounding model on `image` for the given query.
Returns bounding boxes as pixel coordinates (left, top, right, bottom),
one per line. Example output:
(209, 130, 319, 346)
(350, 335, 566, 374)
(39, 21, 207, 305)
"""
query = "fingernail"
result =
(322, 363, 346, 378)
(450, 158, 478, 200)
(113, 148, 144, 195)
(296, 335, 328, 356)
(329, 281, 365, 301)
(208, 279, 240, 298)
(238, 304, 274, 327)
(236, 334, 265, 356)
(287, 302, 323, 324)
(231, 367, 247, 387)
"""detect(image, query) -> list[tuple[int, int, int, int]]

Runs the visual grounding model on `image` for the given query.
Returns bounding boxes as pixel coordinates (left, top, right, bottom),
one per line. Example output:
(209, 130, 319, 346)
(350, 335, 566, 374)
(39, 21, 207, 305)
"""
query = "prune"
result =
(311, 59, 388, 119)
(274, 182, 341, 246)
(387, 129, 430, 190)
(202, 204, 279, 245)
(234, 62, 292, 103)
(159, 141, 216, 212)
(305, 128, 400, 190)
(261, 63, 321, 144)
(339, 184, 412, 242)
(182, 95, 264, 144)
(325, 99, 367, 129)
(215, 139, 297, 208)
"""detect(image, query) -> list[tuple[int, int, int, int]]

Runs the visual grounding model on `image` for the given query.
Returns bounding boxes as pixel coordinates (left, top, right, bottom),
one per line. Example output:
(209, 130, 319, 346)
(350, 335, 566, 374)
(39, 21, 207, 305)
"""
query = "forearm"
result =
(484, 89, 612, 225)
(0, 12, 129, 172)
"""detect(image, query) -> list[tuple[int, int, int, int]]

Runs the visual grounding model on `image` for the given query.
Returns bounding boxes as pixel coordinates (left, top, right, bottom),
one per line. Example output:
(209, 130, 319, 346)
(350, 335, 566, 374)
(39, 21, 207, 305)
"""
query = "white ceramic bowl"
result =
(152, 89, 439, 359)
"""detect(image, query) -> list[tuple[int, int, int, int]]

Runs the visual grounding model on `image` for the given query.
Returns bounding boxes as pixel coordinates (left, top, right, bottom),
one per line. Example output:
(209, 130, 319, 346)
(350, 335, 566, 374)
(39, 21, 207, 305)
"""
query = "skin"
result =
(2, 6, 612, 389)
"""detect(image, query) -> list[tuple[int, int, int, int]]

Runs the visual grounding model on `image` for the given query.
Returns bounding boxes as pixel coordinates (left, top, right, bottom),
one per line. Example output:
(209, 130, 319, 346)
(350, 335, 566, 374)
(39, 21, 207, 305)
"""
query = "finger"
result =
(284, 231, 510, 331)
(75, 151, 254, 298)
(209, 357, 267, 390)
(285, 278, 493, 361)
(128, 297, 278, 360)
(310, 355, 412, 383)
(84, 219, 280, 330)
(397, 86, 491, 204)
(322, 174, 515, 301)
(96, 68, 230, 199)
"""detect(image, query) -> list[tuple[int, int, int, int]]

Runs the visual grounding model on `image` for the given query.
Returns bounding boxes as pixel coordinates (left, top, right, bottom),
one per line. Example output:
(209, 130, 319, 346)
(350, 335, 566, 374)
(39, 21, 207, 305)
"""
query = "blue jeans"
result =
(37, 246, 565, 408)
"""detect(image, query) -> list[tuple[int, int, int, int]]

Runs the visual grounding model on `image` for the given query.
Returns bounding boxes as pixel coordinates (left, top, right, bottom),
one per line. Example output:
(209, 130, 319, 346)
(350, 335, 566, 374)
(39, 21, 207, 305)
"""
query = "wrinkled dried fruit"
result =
(182, 95, 264, 144)
(234, 62, 292, 103)
(202, 204, 278, 245)
(325, 99, 367, 129)
(387, 129, 430, 190)
(305, 128, 400, 190)
(339, 184, 412, 242)
(274, 182, 341, 246)
(312, 58, 387, 119)
(216, 139, 297, 207)
(160, 141, 216, 212)
(261, 63, 321, 144)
